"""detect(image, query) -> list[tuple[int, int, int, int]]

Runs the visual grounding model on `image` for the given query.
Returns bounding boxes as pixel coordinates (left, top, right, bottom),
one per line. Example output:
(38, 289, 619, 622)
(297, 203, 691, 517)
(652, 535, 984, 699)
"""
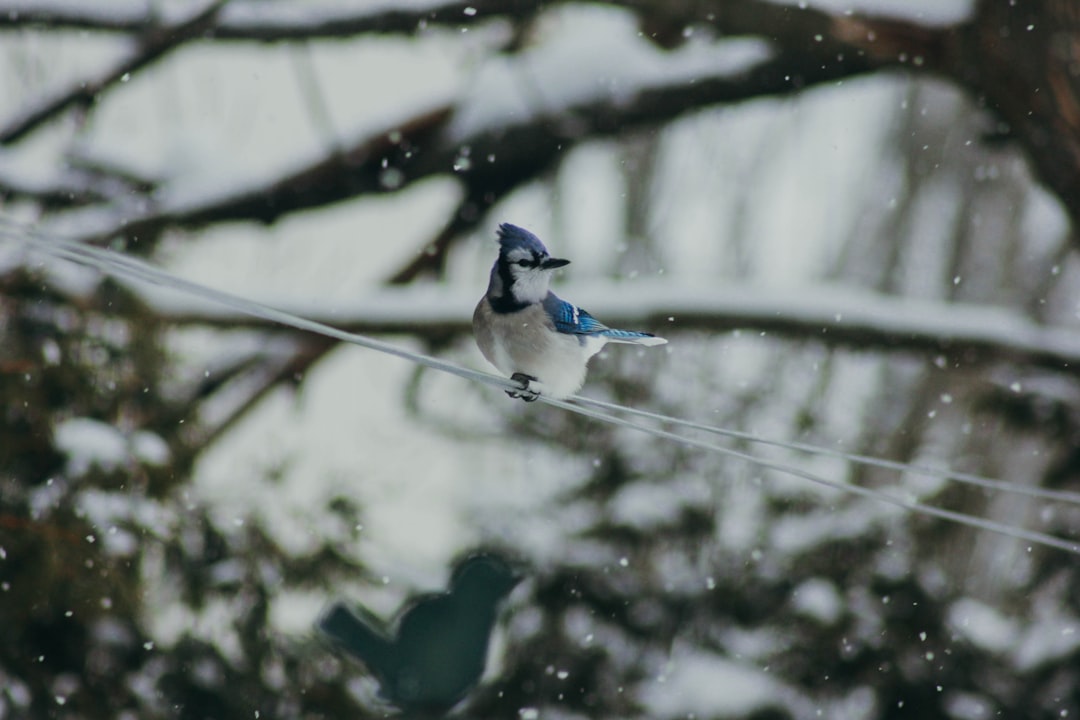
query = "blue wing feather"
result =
(543, 293, 607, 335)
(542, 293, 657, 342)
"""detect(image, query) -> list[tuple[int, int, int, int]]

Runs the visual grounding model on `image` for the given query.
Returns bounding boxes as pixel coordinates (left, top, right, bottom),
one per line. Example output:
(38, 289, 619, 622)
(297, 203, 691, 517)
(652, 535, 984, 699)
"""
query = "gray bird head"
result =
(487, 224, 570, 309)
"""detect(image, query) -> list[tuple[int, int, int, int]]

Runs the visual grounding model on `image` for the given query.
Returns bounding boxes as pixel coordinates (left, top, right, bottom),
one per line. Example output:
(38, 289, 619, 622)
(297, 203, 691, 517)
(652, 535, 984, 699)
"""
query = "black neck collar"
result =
(488, 293, 528, 314)
(489, 259, 528, 313)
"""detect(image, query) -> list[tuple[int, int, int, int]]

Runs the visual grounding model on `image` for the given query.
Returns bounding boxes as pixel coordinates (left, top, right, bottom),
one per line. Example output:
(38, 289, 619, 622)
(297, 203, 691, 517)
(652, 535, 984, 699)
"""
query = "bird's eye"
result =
(517, 260, 532, 267)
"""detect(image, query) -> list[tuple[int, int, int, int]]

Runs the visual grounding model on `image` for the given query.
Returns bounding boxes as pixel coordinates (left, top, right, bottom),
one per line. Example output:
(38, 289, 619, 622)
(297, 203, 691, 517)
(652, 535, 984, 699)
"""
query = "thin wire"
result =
(570, 396, 1080, 506)
(0, 222, 522, 394)
(3, 218, 1078, 555)
(547, 396, 1080, 555)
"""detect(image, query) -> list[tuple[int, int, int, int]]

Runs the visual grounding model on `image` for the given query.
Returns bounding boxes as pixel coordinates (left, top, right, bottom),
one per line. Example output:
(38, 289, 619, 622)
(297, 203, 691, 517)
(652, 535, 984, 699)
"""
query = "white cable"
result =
(0, 221, 521, 393)
(3, 218, 1077, 554)
(547, 396, 1080, 555)
(570, 395, 1080, 506)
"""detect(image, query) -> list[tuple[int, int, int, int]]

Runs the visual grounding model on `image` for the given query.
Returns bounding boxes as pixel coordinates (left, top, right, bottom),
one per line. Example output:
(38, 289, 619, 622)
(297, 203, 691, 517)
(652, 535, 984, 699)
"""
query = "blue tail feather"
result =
(601, 329, 653, 340)
(599, 329, 667, 346)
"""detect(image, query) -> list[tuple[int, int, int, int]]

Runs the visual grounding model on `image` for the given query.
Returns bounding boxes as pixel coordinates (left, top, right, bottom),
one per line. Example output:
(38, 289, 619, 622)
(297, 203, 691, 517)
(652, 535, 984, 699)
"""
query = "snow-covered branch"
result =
(0, 151, 158, 208)
(0, 0, 229, 145)
(132, 282, 1080, 374)
(0, 0, 511, 39)
(3, 0, 982, 242)
(11, 0, 1080, 245)
(0, 0, 960, 48)
(0, 166, 109, 208)
(64, 33, 892, 244)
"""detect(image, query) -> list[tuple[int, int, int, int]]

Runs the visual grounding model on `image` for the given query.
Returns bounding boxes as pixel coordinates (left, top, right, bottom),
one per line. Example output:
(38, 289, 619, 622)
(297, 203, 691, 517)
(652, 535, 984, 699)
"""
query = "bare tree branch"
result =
(388, 183, 518, 285)
(0, 0, 230, 145)
(0, 0, 525, 38)
(0, 151, 162, 209)
(67, 37, 903, 245)
(178, 335, 337, 460)
(13, 0, 1080, 245)
(67, 103, 457, 245)
(0, 1, 152, 32)
(832, 0, 1080, 232)
(64, 149, 159, 194)
(0, 167, 110, 208)
(959, 0, 1080, 228)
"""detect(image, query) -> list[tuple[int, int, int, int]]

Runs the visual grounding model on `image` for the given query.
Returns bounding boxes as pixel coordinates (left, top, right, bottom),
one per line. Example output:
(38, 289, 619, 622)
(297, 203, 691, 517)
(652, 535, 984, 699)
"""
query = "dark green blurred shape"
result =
(318, 553, 522, 716)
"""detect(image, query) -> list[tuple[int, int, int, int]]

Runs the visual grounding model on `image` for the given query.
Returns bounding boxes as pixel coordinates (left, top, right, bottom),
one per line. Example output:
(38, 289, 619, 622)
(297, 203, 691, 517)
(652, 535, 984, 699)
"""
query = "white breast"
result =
(473, 300, 603, 398)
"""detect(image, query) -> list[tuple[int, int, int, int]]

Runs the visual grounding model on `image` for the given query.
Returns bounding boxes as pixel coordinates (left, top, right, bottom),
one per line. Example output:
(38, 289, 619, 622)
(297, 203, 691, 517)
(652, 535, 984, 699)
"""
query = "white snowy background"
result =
(4, 0, 1080, 718)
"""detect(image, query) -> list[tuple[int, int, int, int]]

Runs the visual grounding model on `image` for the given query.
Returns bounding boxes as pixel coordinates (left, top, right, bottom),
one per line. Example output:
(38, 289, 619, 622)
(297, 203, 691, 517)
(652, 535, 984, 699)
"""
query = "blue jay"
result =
(318, 554, 521, 716)
(473, 223, 667, 401)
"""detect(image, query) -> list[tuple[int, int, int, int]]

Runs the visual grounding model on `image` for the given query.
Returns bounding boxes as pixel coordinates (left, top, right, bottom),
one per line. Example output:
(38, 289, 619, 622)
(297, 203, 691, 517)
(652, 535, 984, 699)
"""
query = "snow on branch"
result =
(131, 281, 1080, 374)
(0, 165, 110, 208)
(10, 0, 971, 241)
(0, 1, 151, 32)
(0, 0, 505, 39)
(59, 28, 890, 244)
(0, 0, 968, 44)
(0, 0, 229, 145)
(17, 0, 1077, 249)
(0, 150, 158, 208)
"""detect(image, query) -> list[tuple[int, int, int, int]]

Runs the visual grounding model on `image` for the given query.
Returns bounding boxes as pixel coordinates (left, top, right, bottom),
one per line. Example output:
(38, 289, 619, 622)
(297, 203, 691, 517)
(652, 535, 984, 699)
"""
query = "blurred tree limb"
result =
(0, 166, 112, 208)
(0, 0, 514, 38)
(3, 0, 1078, 239)
(0, 0, 230, 144)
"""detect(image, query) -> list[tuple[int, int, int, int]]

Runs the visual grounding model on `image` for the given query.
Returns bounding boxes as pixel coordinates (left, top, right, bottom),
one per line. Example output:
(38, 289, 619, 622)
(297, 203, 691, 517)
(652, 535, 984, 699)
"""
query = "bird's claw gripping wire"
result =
(507, 373, 540, 402)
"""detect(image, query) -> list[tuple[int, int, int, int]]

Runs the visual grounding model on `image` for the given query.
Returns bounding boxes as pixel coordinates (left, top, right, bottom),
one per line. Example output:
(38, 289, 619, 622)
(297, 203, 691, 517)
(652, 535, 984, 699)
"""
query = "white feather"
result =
(507, 265, 553, 305)
(474, 301, 593, 398)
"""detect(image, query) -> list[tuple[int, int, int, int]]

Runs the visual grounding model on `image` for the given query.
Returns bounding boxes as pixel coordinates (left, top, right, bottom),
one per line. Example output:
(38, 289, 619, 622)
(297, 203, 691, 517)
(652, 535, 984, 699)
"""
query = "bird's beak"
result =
(541, 257, 570, 270)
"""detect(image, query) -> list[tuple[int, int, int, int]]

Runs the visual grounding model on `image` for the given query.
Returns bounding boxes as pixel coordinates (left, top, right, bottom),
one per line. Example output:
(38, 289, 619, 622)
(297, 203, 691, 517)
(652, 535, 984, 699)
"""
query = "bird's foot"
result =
(506, 373, 540, 402)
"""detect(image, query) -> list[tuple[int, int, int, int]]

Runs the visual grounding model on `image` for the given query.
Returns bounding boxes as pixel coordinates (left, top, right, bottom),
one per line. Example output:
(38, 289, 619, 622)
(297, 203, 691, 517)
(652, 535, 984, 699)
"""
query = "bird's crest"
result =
(485, 223, 569, 310)
(496, 223, 549, 258)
